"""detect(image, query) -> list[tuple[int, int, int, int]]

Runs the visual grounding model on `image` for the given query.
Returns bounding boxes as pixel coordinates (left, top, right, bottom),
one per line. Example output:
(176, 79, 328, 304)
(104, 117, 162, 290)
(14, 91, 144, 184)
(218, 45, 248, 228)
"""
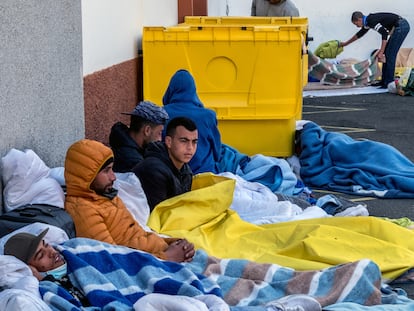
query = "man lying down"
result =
(3, 228, 388, 311)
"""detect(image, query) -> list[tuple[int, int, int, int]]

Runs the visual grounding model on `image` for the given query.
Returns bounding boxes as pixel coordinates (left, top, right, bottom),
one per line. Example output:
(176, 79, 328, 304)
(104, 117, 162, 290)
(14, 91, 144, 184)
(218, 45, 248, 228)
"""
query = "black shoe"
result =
(370, 81, 383, 87)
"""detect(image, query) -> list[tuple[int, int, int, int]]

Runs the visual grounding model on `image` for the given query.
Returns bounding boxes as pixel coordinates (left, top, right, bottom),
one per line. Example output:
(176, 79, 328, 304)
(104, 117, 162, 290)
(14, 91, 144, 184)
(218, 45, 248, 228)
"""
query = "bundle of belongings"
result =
(313, 40, 344, 59)
(388, 66, 414, 96)
(386, 48, 414, 96)
(0, 149, 75, 238)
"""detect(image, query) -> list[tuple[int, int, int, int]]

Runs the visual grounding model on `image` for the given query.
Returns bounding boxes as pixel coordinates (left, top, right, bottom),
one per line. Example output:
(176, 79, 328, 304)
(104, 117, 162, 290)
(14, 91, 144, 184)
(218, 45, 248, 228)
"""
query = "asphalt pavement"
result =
(302, 90, 414, 297)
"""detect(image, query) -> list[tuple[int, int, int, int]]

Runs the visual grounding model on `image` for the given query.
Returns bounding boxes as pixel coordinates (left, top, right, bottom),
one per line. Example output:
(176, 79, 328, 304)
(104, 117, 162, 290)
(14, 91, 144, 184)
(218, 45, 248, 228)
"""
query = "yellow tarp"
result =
(148, 173, 414, 281)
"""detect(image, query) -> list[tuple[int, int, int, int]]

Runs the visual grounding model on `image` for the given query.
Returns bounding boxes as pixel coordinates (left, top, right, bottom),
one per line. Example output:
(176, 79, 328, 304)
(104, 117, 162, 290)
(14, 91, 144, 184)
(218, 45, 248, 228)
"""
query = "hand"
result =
(165, 239, 195, 263)
(377, 53, 386, 63)
(338, 41, 345, 48)
(29, 265, 44, 281)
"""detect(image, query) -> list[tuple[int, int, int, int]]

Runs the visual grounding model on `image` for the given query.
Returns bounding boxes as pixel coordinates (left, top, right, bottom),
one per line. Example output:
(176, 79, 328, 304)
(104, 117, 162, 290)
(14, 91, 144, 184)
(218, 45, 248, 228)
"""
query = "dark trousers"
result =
(382, 18, 410, 86)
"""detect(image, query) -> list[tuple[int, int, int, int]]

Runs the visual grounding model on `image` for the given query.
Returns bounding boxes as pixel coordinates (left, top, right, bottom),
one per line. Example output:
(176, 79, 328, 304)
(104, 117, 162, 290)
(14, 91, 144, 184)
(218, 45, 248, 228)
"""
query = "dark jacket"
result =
(109, 122, 144, 172)
(133, 141, 193, 211)
(356, 13, 401, 40)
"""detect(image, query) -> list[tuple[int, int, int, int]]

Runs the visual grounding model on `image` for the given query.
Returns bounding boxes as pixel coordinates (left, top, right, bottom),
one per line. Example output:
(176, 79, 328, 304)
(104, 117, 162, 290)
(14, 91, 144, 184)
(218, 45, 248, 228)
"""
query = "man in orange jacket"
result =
(64, 138, 195, 262)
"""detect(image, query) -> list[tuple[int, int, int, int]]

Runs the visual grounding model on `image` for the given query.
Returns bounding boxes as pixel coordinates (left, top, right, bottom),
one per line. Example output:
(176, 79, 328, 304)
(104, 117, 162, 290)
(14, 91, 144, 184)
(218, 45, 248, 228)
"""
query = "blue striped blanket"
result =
(39, 238, 388, 310)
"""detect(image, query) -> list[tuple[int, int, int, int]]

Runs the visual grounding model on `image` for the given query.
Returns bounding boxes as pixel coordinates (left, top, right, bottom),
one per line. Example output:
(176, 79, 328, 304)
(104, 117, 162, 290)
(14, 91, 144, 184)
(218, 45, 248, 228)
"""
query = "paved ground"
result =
(302, 90, 414, 297)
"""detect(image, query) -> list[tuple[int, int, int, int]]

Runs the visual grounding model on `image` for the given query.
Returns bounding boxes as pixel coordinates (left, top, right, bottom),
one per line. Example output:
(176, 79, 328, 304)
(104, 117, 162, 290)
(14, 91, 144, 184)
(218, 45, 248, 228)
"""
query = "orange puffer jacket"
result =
(64, 139, 175, 259)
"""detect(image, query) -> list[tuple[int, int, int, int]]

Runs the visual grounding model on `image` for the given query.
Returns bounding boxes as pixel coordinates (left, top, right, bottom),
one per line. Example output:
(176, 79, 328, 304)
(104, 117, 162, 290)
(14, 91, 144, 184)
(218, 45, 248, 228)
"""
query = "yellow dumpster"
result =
(143, 21, 307, 157)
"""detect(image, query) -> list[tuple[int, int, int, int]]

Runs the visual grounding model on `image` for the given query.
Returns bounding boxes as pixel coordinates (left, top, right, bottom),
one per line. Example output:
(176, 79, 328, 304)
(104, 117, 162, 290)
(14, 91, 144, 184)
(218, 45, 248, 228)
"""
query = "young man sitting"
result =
(133, 116, 198, 211)
(109, 100, 169, 172)
(64, 138, 195, 262)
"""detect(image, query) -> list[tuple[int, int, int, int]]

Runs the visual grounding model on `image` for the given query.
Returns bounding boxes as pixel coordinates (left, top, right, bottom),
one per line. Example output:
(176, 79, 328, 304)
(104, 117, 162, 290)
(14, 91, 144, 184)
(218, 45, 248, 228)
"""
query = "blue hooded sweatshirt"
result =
(162, 69, 222, 174)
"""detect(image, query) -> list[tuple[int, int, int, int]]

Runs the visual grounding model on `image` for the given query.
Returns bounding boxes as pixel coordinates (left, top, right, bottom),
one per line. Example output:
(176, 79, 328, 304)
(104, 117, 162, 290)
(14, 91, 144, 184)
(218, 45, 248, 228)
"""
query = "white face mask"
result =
(40, 262, 67, 280)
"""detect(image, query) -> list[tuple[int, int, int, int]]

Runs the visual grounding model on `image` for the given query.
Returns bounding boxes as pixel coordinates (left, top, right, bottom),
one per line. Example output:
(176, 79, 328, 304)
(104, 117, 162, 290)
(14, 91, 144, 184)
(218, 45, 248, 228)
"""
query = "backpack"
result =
(0, 204, 75, 238)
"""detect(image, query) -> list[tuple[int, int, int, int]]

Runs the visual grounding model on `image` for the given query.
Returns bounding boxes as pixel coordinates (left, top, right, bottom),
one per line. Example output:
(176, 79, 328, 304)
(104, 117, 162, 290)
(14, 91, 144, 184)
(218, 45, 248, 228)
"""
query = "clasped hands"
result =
(165, 238, 195, 263)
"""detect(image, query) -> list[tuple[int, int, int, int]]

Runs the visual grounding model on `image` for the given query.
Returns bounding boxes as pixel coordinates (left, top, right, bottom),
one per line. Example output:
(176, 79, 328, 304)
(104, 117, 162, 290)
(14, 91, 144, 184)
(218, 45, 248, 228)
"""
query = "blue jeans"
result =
(382, 18, 410, 86)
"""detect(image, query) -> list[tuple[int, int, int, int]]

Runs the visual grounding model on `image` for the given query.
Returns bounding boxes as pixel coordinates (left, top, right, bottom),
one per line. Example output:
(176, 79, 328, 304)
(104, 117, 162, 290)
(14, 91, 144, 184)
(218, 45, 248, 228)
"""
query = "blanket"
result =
(39, 238, 226, 311)
(216, 172, 329, 224)
(38, 238, 389, 310)
(308, 51, 378, 86)
(148, 174, 414, 282)
(217, 144, 299, 195)
(298, 121, 414, 198)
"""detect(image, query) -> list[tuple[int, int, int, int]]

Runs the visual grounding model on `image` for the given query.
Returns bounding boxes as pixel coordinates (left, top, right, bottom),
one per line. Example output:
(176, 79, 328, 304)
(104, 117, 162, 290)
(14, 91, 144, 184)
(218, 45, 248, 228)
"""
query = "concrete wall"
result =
(0, 0, 84, 168)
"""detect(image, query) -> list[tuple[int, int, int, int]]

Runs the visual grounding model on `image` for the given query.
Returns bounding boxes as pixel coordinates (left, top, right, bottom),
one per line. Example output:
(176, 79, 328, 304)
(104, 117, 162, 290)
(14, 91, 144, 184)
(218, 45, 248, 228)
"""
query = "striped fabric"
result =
(187, 250, 382, 307)
(308, 51, 379, 86)
(38, 238, 383, 310)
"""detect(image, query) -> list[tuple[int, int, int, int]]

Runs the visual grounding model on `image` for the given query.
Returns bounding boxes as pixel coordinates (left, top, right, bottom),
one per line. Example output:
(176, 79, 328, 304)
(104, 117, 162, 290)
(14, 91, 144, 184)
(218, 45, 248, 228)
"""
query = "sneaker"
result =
(316, 194, 365, 216)
(265, 294, 322, 311)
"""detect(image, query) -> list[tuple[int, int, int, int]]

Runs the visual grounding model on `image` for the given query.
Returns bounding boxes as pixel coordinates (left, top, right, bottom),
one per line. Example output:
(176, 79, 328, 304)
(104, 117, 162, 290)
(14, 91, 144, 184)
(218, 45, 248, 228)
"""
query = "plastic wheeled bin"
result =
(142, 20, 307, 157)
(180, 16, 309, 89)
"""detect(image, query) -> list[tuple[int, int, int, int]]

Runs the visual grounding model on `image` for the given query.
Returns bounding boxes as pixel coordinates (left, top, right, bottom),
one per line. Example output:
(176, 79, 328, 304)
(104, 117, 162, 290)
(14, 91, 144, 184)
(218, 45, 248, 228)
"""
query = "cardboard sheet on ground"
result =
(303, 85, 388, 97)
(148, 173, 414, 282)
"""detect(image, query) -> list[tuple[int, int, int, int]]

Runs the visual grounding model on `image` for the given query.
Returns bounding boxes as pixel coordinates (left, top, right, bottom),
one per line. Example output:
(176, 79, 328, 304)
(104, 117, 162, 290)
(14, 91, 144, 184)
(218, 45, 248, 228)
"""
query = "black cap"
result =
(4, 228, 49, 263)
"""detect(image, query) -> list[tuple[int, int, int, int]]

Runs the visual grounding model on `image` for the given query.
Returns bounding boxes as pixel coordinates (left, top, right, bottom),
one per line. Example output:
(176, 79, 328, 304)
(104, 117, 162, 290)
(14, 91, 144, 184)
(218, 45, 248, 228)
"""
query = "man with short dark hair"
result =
(340, 11, 410, 88)
(109, 100, 169, 172)
(133, 117, 198, 211)
(163, 69, 222, 174)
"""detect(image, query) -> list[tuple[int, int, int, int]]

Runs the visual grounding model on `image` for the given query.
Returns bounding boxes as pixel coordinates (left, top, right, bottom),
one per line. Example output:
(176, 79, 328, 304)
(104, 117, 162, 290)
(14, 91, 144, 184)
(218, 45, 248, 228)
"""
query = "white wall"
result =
(82, 0, 177, 75)
(82, 0, 414, 75)
(208, 0, 414, 61)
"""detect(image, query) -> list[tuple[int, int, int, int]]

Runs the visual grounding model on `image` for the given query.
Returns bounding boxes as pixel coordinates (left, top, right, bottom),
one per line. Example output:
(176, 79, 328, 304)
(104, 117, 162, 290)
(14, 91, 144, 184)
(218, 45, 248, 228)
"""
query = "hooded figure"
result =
(162, 69, 222, 174)
(64, 139, 179, 259)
